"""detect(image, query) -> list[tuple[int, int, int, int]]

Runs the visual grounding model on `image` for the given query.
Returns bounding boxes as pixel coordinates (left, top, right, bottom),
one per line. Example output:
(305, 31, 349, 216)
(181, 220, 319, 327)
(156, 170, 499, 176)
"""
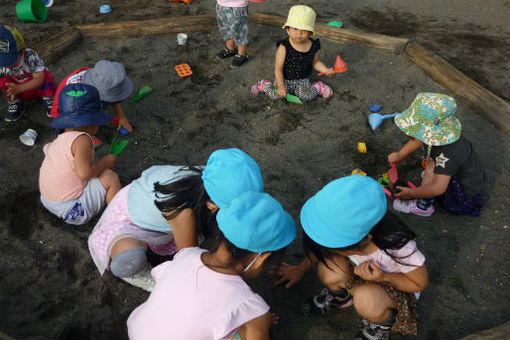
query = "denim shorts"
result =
(216, 4, 249, 46)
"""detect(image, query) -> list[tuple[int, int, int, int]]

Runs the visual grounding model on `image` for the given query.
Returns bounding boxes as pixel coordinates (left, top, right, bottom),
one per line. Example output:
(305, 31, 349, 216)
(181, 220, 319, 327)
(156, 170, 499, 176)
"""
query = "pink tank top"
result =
(39, 131, 92, 202)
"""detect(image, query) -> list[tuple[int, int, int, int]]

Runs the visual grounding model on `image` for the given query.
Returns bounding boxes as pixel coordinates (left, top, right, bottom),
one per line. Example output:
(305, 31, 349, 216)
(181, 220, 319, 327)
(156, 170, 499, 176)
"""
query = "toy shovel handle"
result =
(382, 113, 398, 120)
(317, 71, 326, 76)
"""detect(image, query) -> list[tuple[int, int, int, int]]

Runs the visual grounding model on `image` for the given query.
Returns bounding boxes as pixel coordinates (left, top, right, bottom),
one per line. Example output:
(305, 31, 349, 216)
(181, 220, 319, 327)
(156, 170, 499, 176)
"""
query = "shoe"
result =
(119, 265, 155, 292)
(353, 319, 391, 340)
(312, 81, 333, 99)
(230, 54, 248, 68)
(92, 136, 104, 149)
(5, 99, 25, 122)
(393, 198, 434, 217)
(42, 97, 54, 118)
(251, 80, 270, 95)
(301, 288, 353, 317)
(217, 48, 237, 59)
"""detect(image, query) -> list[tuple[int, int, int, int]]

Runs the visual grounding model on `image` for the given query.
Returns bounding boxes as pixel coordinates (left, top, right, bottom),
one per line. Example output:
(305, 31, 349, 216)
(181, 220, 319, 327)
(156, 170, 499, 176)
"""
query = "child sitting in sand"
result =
(251, 5, 334, 102)
(388, 93, 485, 217)
(39, 83, 121, 225)
(0, 25, 56, 121)
(88, 148, 264, 291)
(276, 175, 428, 340)
(127, 191, 296, 340)
(216, 0, 250, 68)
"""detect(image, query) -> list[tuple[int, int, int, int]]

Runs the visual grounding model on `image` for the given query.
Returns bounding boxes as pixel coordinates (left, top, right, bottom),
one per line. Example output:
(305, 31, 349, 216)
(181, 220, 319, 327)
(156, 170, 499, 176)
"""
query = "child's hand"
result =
(324, 68, 335, 77)
(395, 186, 413, 200)
(118, 116, 133, 133)
(101, 154, 118, 169)
(274, 262, 305, 288)
(276, 86, 287, 98)
(354, 262, 384, 282)
(387, 151, 401, 164)
(6, 83, 20, 99)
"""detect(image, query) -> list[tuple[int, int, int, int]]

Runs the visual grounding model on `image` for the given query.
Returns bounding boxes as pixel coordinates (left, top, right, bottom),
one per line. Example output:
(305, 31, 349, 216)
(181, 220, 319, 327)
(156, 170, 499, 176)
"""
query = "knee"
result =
(352, 284, 389, 320)
(110, 247, 147, 278)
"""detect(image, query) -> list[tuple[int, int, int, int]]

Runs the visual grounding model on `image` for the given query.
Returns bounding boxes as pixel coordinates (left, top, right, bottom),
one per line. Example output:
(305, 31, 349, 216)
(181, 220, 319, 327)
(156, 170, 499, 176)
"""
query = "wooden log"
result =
(33, 27, 82, 65)
(460, 320, 510, 339)
(76, 15, 216, 39)
(406, 43, 510, 134)
(249, 12, 409, 55)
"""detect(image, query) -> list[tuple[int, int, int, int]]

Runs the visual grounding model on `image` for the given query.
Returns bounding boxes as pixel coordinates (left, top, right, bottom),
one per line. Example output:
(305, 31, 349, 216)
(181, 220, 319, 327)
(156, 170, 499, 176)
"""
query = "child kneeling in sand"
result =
(39, 83, 121, 225)
(388, 93, 485, 216)
(127, 191, 296, 340)
(251, 5, 334, 102)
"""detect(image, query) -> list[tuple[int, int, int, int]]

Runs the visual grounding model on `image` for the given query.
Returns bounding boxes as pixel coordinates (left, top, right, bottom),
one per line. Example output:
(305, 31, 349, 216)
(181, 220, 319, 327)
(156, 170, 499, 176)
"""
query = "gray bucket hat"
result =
(82, 60, 133, 103)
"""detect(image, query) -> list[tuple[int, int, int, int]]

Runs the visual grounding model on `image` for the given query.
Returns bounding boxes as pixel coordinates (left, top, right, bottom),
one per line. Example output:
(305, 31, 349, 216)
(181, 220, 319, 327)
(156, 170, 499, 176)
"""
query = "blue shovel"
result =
(368, 113, 397, 131)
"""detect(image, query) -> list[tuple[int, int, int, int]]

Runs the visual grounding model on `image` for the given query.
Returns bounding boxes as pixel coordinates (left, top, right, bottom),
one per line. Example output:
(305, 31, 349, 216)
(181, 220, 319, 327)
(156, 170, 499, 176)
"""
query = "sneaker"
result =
(230, 54, 248, 68)
(312, 81, 333, 99)
(301, 288, 353, 317)
(251, 79, 270, 95)
(5, 99, 25, 122)
(393, 198, 435, 217)
(42, 97, 54, 118)
(216, 48, 237, 59)
(353, 319, 391, 340)
(120, 265, 155, 292)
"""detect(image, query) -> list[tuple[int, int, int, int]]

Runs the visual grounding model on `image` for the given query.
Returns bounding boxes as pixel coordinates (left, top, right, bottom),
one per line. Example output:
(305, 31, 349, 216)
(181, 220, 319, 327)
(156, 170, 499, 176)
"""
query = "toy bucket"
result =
(16, 0, 48, 23)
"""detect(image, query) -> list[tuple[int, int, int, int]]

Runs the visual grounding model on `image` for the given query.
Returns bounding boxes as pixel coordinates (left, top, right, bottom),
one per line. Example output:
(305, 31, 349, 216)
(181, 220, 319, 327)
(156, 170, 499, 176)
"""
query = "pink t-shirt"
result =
(39, 131, 91, 202)
(127, 247, 269, 340)
(217, 0, 248, 7)
(348, 240, 425, 273)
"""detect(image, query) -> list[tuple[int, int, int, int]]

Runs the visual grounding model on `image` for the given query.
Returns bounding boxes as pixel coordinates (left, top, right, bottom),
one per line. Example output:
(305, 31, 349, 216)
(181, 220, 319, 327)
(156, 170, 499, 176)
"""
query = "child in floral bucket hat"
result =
(387, 93, 485, 217)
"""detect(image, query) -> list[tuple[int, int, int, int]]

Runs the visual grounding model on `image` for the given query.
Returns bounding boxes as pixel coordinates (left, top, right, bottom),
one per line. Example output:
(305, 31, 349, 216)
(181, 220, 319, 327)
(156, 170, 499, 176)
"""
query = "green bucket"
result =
(16, 0, 48, 23)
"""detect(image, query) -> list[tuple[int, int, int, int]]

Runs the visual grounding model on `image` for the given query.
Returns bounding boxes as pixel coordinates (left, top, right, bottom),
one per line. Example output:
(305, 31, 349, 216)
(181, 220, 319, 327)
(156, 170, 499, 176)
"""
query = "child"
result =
(276, 175, 428, 340)
(88, 148, 264, 291)
(39, 83, 121, 225)
(216, 0, 250, 68)
(388, 93, 485, 216)
(0, 25, 56, 121)
(251, 5, 334, 102)
(127, 191, 296, 340)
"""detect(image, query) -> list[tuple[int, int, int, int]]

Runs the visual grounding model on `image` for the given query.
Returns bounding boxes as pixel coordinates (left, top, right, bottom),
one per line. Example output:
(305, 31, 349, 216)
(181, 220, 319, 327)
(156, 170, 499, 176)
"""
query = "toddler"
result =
(388, 93, 485, 216)
(39, 83, 121, 225)
(216, 0, 250, 68)
(0, 25, 56, 121)
(127, 191, 296, 340)
(251, 5, 334, 102)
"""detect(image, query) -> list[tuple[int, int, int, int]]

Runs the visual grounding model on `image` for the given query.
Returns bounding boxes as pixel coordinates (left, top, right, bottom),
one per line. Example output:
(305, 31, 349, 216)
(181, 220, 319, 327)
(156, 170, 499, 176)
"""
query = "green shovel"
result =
(274, 89, 303, 105)
(109, 136, 129, 156)
(130, 85, 153, 104)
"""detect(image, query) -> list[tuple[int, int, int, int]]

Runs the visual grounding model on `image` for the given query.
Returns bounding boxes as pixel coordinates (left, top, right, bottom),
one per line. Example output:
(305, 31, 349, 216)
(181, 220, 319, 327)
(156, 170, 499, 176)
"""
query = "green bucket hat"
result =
(394, 93, 461, 147)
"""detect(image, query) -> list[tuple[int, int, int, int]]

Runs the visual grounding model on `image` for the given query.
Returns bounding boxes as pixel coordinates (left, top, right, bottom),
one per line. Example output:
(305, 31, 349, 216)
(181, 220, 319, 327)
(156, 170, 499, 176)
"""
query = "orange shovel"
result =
(318, 55, 348, 76)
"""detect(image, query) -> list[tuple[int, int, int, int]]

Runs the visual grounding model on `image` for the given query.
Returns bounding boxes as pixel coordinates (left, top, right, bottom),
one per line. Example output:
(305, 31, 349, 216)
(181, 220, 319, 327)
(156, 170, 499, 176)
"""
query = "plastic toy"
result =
(273, 89, 303, 105)
(357, 142, 367, 153)
(16, 0, 47, 23)
(318, 55, 347, 76)
(388, 163, 398, 186)
(99, 4, 112, 13)
(369, 104, 383, 113)
(109, 137, 129, 156)
(169, 0, 191, 4)
(42, 0, 53, 6)
(130, 85, 153, 104)
(351, 168, 367, 176)
(326, 21, 343, 28)
(422, 158, 428, 169)
(119, 127, 130, 136)
(368, 112, 397, 131)
(175, 64, 193, 78)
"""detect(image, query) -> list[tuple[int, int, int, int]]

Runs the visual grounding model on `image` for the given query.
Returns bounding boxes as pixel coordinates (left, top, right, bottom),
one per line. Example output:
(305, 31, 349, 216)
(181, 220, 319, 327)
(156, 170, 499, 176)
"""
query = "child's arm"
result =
(274, 255, 315, 288)
(397, 171, 450, 199)
(312, 53, 334, 76)
(387, 137, 423, 164)
(165, 207, 198, 249)
(354, 262, 428, 293)
(73, 134, 117, 180)
(274, 45, 287, 97)
(6, 71, 45, 100)
(111, 102, 133, 132)
(238, 312, 273, 340)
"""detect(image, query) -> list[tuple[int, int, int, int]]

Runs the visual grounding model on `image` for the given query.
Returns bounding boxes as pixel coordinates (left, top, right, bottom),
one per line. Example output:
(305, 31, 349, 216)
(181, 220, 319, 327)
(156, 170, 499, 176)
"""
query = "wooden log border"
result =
(34, 13, 510, 134)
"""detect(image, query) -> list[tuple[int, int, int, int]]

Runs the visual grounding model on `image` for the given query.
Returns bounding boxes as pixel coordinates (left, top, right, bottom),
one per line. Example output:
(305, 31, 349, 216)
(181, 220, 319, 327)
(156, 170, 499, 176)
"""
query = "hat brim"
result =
(0, 52, 19, 68)
(50, 111, 112, 130)
(82, 71, 133, 103)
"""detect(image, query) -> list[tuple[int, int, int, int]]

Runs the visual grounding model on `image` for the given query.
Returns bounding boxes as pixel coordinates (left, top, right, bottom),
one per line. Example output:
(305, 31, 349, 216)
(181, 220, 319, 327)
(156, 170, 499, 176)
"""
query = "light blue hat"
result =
(217, 191, 297, 252)
(202, 148, 263, 208)
(300, 175, 387, 248)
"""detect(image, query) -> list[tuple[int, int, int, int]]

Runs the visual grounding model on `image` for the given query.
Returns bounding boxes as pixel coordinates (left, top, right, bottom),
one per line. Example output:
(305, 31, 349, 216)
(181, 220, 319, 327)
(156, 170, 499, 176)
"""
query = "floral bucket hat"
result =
(395, 93, 461, 148)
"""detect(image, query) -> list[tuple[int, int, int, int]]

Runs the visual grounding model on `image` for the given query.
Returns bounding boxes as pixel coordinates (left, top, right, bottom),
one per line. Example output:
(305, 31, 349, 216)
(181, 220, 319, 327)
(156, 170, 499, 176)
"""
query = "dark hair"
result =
(204, 228, 253, 269)
(303, 212, 418, 268)
(153, 166, 215, 238)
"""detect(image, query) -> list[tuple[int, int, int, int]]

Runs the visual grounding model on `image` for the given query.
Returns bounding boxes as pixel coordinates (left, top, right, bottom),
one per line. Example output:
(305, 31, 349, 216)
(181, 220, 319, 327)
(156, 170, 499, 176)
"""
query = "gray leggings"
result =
(110, 247, 147, 278)
(264, 78, 318, 102)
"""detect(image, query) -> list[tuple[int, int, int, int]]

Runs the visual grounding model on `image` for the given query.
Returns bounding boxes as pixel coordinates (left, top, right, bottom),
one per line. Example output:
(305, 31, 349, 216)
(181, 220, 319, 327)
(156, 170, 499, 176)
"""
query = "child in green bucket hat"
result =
(387, 93, 485, 216)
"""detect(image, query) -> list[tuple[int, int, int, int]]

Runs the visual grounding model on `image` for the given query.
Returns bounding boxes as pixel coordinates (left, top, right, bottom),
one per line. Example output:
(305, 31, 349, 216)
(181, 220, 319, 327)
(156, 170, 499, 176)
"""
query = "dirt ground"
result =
(1, 1, 509, 339)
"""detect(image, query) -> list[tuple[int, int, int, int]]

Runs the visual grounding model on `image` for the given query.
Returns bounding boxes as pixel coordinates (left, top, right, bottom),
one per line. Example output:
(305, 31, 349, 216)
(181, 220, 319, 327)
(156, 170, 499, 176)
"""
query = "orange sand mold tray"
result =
(175, 63, 192, 78)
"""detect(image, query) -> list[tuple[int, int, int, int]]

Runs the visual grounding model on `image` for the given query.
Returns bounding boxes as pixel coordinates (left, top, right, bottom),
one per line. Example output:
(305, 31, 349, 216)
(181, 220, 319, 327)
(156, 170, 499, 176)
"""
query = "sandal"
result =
(301, 288, 353, 317)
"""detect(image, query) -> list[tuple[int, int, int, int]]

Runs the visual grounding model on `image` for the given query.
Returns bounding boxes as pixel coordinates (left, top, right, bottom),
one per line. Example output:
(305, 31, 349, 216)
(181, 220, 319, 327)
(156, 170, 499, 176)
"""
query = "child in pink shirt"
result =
(39, 83, 121, 225)
(127, 191, 297, 340)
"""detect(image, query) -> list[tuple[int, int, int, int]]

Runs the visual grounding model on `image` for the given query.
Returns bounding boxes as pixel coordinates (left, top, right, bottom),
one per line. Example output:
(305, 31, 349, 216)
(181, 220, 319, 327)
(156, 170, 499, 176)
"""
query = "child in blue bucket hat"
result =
(127, 191, 296, 340)
(39, 83, 121, 226)
(275, 175, 428, 340)
(387, 93, 485, 216)
(88, 148, 264, 291)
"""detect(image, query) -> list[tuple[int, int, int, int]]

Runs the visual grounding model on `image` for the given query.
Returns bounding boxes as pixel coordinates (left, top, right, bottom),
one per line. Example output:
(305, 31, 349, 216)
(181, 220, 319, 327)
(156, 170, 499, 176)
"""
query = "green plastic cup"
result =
(16, 0, 48, 23)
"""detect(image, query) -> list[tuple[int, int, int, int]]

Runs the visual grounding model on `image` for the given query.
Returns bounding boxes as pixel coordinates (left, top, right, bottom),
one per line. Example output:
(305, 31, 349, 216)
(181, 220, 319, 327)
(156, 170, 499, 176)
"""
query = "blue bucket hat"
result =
(217, 191, 296, 252)
(50, 83, 112, 130)
(300, 175, 387, 248)
(82, 60, 133, 103)
(0, 26, 24, 68)
(202, 148, 263, 208)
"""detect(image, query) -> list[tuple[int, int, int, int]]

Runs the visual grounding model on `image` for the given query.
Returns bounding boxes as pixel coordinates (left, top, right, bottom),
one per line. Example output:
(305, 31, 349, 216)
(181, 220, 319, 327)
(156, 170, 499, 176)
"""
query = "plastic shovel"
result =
(368, 112, 397, 131)
(130, 85, 153, 104)
(388, 163, 398, 186)
(274, 89, 303, 104)
(109, 137, 129, 156)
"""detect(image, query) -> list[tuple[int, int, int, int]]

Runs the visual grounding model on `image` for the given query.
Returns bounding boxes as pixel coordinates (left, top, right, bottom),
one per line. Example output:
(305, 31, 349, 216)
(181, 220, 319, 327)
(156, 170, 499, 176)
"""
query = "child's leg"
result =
(264, 80, 283, 100)
(98, 169, 121, 204)
(216, 4, 238, 57)
(294, 79, 319, 102)
(110, 237, 148, 278)
(351, 283, 397, 323)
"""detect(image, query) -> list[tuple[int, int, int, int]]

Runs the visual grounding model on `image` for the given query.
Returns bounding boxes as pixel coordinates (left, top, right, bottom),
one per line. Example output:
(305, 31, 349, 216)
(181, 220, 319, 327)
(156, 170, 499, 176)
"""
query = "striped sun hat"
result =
(282, 5, 316, 34)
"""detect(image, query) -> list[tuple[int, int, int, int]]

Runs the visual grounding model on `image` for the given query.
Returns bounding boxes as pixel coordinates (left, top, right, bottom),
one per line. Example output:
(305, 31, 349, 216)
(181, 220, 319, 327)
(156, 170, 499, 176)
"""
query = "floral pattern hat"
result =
(395, 93, 461, 147)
